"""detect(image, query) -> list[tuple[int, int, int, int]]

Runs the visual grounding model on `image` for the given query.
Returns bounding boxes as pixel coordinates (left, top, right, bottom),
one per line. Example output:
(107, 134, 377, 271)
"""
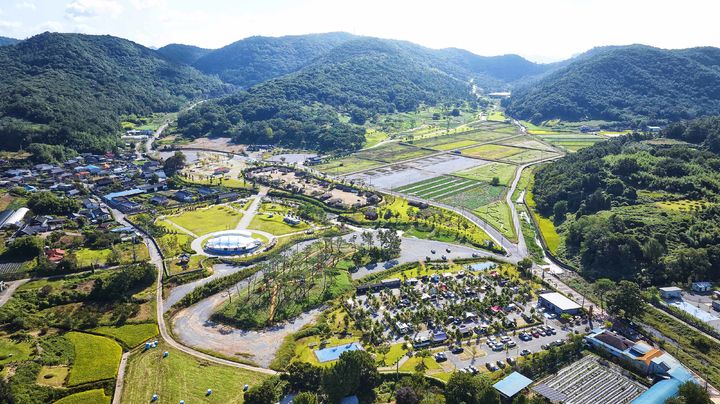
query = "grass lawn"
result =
(456, 163, 517, 186)
(293, 336, 359, 366)
(157, 232, 193, 258)
(533, 212, 561, 253)
(248, 213, 309, 235)
(55, 389, 111, 404)
(122, 340, 268, 404)
(90, 323, 159, 348)
(0, 338, 33, 364)
(474, 201, 516, 242)
(315, 156, 385, 175)
(399, 356, 442, 372)
(36, 365, 69, 387)
(66, 332, 122, 386)
(375, 342, 409, 367)
(165, 205, 243, 236)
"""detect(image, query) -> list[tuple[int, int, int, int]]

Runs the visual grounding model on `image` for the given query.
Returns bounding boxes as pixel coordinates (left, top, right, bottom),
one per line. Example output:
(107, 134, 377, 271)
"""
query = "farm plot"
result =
(503, 149, 561, 164)
(346, 154, 488, 189)
(395, 176, 504, 210)
(354, 143, 435, 163)
(538, 134, 606, 152)
(314, 156, 385, 175)
(411, 129, 514, 151)
(456, 162, 517, 186)
(498, 137, 557, 152)
(462, 144, 525, 161)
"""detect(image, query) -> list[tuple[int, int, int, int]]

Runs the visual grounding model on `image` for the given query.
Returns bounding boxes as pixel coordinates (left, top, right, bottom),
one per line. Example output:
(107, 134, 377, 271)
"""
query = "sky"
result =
(0, 0, 718, 62)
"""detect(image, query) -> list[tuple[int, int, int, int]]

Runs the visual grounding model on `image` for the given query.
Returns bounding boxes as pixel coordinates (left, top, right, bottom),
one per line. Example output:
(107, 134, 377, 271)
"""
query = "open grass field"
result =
(66, 332, 122, 386)
(75, 242, 150, 268)
(90, 323, 159, 348)
(315, 156, 385, 175)
(36, 365, 69, 387)
(487, 110, 507, 122)
(456, 162, 517, 186)
(122, 341, 268, 404)
(0, 338, 33, 364)
(655, 199, 708, 212)
(363, 129, 389, 149)
(157, 232, 193, 258)
(411, 129, 514, 151)
(55, 389, 111, 404)
(248, 213, 309, 235)
(164, 205, 243, 236)
(474, 200, 516, 242)
(462, 144, 524, 160)
(354, 143, 435, 163)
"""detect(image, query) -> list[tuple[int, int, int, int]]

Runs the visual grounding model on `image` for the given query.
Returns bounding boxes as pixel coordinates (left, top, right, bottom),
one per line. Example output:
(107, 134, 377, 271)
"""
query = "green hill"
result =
(0, 32, 228, 152)
(157, 43, 213, 65)
(531, 117, 720, 284)
(0, 36, 19, 46)
(192, 32, 356, 88)
(505, 45, 720, 126)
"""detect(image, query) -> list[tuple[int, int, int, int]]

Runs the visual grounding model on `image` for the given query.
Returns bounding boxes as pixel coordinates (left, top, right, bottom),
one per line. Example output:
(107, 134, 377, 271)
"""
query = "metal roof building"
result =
(538, 292, 581, 314)
(493, 371, 533, 398)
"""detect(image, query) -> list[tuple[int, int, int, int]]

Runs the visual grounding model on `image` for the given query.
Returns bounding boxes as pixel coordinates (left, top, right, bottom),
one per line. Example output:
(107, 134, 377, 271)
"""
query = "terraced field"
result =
(354, 143, 434, 162)
(537, 134, 606, 152)
(462, 144, 525, 160)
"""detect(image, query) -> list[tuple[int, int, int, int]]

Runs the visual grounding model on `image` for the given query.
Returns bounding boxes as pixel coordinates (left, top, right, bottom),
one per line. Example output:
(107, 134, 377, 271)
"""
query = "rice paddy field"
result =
(314, 156, 385, 175)
(66, 332, 122, 386)
(462, 144, 525, 160)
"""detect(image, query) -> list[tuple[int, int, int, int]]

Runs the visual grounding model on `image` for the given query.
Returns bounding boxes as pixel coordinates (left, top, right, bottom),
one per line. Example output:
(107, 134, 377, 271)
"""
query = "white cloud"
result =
(0, 20, 21, 30)
(66, 0, 123, 19)
(17, 2, 36, 10)
(129, 0, 166, 10)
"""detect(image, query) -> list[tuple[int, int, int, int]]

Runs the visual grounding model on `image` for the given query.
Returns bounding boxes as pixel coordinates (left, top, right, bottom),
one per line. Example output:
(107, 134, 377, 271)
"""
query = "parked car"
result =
(507, 357, 516, 365)
(507, 341, 517, 348)
(435, 352, 447, 362)
(431, 249, 436, 254)
(486, 362, 498, 371)
(451, 346, 464, 354)
(496, 360, 506, 369)
(520, 349, 531, 356)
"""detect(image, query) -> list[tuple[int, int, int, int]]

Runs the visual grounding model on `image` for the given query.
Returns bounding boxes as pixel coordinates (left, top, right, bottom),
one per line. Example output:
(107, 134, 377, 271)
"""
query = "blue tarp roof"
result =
(493, 372, 532, 398)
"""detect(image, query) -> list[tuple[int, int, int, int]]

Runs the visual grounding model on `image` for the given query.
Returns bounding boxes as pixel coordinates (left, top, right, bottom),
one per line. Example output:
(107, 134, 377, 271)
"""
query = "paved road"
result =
(112, 351, 130, 404)
(0, 279, 29, 308)
(236, 187, 267, 229)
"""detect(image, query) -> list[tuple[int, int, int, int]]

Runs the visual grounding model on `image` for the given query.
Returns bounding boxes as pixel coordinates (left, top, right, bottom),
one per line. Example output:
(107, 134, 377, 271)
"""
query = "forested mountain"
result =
(0, 37, 19, 46)
(0, 32, 228, 152)
(189, 32, 554, 90)
(157, 43, 213, 65)
(192, 32, 355, 87)
(532, 117, 720, 285)
(177, 37, 479, 151)
(505, 45, 720, 126)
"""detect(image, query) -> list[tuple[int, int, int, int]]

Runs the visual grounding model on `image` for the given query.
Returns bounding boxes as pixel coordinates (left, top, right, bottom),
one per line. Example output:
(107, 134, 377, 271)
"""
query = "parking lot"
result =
(667, 291, 720, 332)
(441, 320, 577, 373)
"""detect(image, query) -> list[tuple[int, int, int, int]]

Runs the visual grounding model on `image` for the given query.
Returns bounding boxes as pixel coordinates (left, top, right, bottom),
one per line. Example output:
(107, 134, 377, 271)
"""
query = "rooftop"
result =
(539, 292, 581, 311)
(493, 371, 532, 398)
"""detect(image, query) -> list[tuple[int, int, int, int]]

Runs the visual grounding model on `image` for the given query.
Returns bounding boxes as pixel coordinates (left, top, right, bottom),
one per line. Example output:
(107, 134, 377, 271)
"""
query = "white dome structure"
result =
(204, 230, 262, 255)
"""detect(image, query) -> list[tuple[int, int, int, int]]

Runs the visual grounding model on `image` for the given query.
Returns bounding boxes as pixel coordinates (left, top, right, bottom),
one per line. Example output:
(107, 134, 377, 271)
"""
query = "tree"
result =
(553, 201, 568, 224)
(163, 151, 187, 175)
(282, 362, 322, 392)
(293, 392, 319, 404)
(517, 258, 533, 277)
(665, 381, 711, 404)
(244, 377, 284, 404)
(445, 372, 499, 404)
(396, 386, 420, 404)
(490, 176, 500, 186)
(5, 236, 43, 259)
(27, 191, 79, 215)
(322, 350, 379, 403)
(606, 280, 644, 319)
(0, 378, 14, 404)
(593, 278, 616, 315)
